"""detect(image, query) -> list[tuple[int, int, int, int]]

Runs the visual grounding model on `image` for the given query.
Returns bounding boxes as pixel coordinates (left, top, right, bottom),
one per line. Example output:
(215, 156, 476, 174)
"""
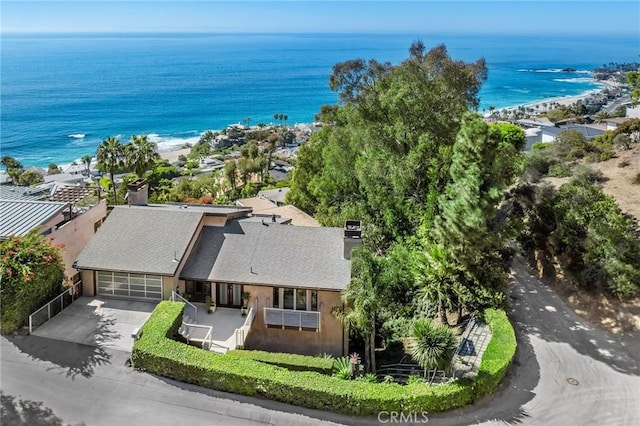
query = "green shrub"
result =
(548, 163, 572, 178)
(531, 142, 552, 150)
(598, 150, 616, 162)
(227, 349, 334, 374)
(525, 149, 556, 176)
(633, 173, 640, 185)
(358, 373, 378, 383)
(132, 302, 516, 415)
(0, 233, 65, 334)
(571, 165, 605, 184)
(407, 375, 427, 385)
(618, 160, 631, 168)
(473, 309, 517, 398)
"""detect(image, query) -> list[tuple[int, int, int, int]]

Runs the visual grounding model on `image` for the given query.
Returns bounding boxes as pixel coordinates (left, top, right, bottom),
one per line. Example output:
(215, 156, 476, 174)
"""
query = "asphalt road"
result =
(2, 259, 639, 426)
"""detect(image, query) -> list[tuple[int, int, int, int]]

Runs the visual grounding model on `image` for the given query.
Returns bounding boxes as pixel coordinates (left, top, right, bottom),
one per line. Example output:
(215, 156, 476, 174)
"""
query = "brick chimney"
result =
(343, 220, 362, 260)
(127, 178, 149, 206)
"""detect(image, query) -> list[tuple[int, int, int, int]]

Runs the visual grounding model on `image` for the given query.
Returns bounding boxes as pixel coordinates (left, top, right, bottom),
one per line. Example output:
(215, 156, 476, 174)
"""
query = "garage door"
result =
(96, 271, 162, 300)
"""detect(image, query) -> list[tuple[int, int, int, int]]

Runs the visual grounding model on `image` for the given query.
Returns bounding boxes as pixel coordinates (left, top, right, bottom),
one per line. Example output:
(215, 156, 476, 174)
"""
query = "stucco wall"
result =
(52, 200, 107, 279)
(243, 286, 347, 357)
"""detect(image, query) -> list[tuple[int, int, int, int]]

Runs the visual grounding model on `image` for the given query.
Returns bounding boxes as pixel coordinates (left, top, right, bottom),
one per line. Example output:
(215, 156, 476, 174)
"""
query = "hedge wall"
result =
(226, 349, 334, 375)
(131, 302, 516, 415)
(473, 309, 517, 399)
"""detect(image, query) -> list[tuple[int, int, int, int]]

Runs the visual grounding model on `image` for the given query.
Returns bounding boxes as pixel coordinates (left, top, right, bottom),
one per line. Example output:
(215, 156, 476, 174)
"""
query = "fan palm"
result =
(413, 243, 460, 325)
(126, 134, 159, 178)
(96, 137, 125, 203)
(406, 318, 458, 384)
(81, 155, 92, 176)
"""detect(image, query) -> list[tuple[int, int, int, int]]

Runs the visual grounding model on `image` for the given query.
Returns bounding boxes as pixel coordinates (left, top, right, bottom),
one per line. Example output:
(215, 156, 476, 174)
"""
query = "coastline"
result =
(159, 147, 192, 164)
(5, 80, 624, 172)
(486, 78, 619, 117)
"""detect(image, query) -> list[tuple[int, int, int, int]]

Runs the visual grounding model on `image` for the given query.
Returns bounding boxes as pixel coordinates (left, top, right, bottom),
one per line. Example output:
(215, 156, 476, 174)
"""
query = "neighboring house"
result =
(0, 193, 107, 280)
(257, 187, 289, 205)
(517, 119, 606, 143)
(75, 181, 356, 356)
(604, 117, 632, 131)
(44, 172, 85, 186)
(0, 184, 52, 201)
(63, 164, 86, 175)
(236, 196, 320, 227)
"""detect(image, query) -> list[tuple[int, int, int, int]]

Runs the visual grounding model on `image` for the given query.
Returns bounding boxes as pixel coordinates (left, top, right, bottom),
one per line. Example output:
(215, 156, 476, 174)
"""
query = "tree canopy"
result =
(287, 42, 525, 371)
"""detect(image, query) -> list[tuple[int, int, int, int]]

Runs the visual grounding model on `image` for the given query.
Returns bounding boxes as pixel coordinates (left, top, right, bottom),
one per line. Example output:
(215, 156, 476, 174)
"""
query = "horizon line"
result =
(3, 30, 639, 36)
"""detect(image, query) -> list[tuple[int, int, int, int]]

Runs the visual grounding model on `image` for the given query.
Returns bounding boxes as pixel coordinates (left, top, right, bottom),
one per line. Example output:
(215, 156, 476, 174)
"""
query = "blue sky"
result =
(2, 1, 639, 35)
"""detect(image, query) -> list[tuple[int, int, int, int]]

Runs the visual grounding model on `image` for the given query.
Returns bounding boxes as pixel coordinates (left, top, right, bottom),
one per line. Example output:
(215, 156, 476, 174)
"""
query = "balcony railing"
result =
(264, 307, 321, 331)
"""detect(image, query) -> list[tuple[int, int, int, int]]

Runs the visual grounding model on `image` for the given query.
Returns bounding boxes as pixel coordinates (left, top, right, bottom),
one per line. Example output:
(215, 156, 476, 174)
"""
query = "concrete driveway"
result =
(31, 297, 156, 352)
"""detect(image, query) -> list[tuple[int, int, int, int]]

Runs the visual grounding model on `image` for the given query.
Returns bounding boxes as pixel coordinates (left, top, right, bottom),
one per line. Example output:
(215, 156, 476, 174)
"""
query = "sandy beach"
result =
(159, 147, 191, 164)
(488, 79, 621, 117)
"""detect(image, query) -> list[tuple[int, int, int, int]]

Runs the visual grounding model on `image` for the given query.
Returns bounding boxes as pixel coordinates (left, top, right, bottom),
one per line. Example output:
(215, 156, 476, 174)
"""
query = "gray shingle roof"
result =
(0, 199, 68, 238)
(180, 221, 351, 290)
(75, 205, 204, 275)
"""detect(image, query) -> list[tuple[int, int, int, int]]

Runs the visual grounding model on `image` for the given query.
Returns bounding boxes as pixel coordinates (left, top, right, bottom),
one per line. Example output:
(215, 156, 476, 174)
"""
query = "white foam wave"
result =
(68, 133, 86, 139)
(552, 77, 593, 83)
(518, 68, 592, 74)
(150, 134, 203, 152)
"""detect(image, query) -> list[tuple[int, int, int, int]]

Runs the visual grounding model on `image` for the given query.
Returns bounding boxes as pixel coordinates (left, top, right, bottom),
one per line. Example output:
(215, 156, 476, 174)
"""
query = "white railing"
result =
(233, 306, 256, 350)
(171, 290, 197, 320)
(178, 321, 212, 350)
(263, 307, 321, 331)
(29, 281, 82, 334)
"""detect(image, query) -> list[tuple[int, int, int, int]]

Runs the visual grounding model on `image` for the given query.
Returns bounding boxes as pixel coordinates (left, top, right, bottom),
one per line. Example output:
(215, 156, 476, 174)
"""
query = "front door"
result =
(186, 280, 211, 303)
(216, 283, 242, 307)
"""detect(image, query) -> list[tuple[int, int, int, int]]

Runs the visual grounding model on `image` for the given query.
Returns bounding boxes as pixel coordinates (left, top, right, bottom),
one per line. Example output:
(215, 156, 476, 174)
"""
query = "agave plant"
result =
(357, 373, 378, 383)
(332, 357, 352, 380)
(405, 318, 458, 384)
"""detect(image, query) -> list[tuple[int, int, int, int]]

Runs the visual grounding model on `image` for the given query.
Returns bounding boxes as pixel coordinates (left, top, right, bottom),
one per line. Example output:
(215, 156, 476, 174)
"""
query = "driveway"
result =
(3, 262, 639, 426)
(31, 296, 156, 352)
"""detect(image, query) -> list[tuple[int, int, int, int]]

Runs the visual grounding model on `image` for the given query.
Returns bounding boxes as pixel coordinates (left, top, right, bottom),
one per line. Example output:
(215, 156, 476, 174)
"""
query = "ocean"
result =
(1, 32, 638, 167)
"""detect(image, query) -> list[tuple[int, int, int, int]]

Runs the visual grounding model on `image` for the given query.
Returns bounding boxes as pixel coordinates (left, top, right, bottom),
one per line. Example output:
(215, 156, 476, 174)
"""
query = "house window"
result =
(283, 288, 294, 310)
(273, 287, 318, 311)
(295, 290, 307, 311)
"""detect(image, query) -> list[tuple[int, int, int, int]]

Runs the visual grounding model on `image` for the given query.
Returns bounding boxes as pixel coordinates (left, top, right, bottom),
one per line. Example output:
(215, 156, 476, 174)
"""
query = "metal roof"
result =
(0, 199, 69, 238)
(0, 185, 52, 201)
(180, 221, 351, 291)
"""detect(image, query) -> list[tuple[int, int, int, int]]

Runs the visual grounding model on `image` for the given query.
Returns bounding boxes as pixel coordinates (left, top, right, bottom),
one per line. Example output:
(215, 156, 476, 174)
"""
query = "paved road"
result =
(2, 259, 639, 425)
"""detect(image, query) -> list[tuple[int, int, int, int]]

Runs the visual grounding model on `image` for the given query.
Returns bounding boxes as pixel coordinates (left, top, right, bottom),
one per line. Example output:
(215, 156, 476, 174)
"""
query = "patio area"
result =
(180, 304, 248, 352)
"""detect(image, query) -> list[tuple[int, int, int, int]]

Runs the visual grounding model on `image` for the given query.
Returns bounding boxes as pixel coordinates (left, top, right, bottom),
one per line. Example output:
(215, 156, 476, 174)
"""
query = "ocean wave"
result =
(518, 68, 592, 74)
(68, 133, 86, 139)
(552, 77, 594, 83)
(148, 133, 203, 152)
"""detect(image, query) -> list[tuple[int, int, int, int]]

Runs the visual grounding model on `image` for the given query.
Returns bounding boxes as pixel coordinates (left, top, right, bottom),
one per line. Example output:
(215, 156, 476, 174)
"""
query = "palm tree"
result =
(96, 136, 125, 203)
(126, 134, 159, 178)
(413, 244, 460, 325)
(81, 155, 92, 177)
(332, 247, 384, 373)
(405, 319, 458, 384)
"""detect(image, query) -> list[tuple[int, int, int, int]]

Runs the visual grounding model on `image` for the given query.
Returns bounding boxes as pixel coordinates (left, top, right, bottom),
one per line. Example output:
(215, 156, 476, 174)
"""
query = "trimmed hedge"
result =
(131, 302, 516, 415)
(227, 349, 334, 375)
(474, 309, 517, 398)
